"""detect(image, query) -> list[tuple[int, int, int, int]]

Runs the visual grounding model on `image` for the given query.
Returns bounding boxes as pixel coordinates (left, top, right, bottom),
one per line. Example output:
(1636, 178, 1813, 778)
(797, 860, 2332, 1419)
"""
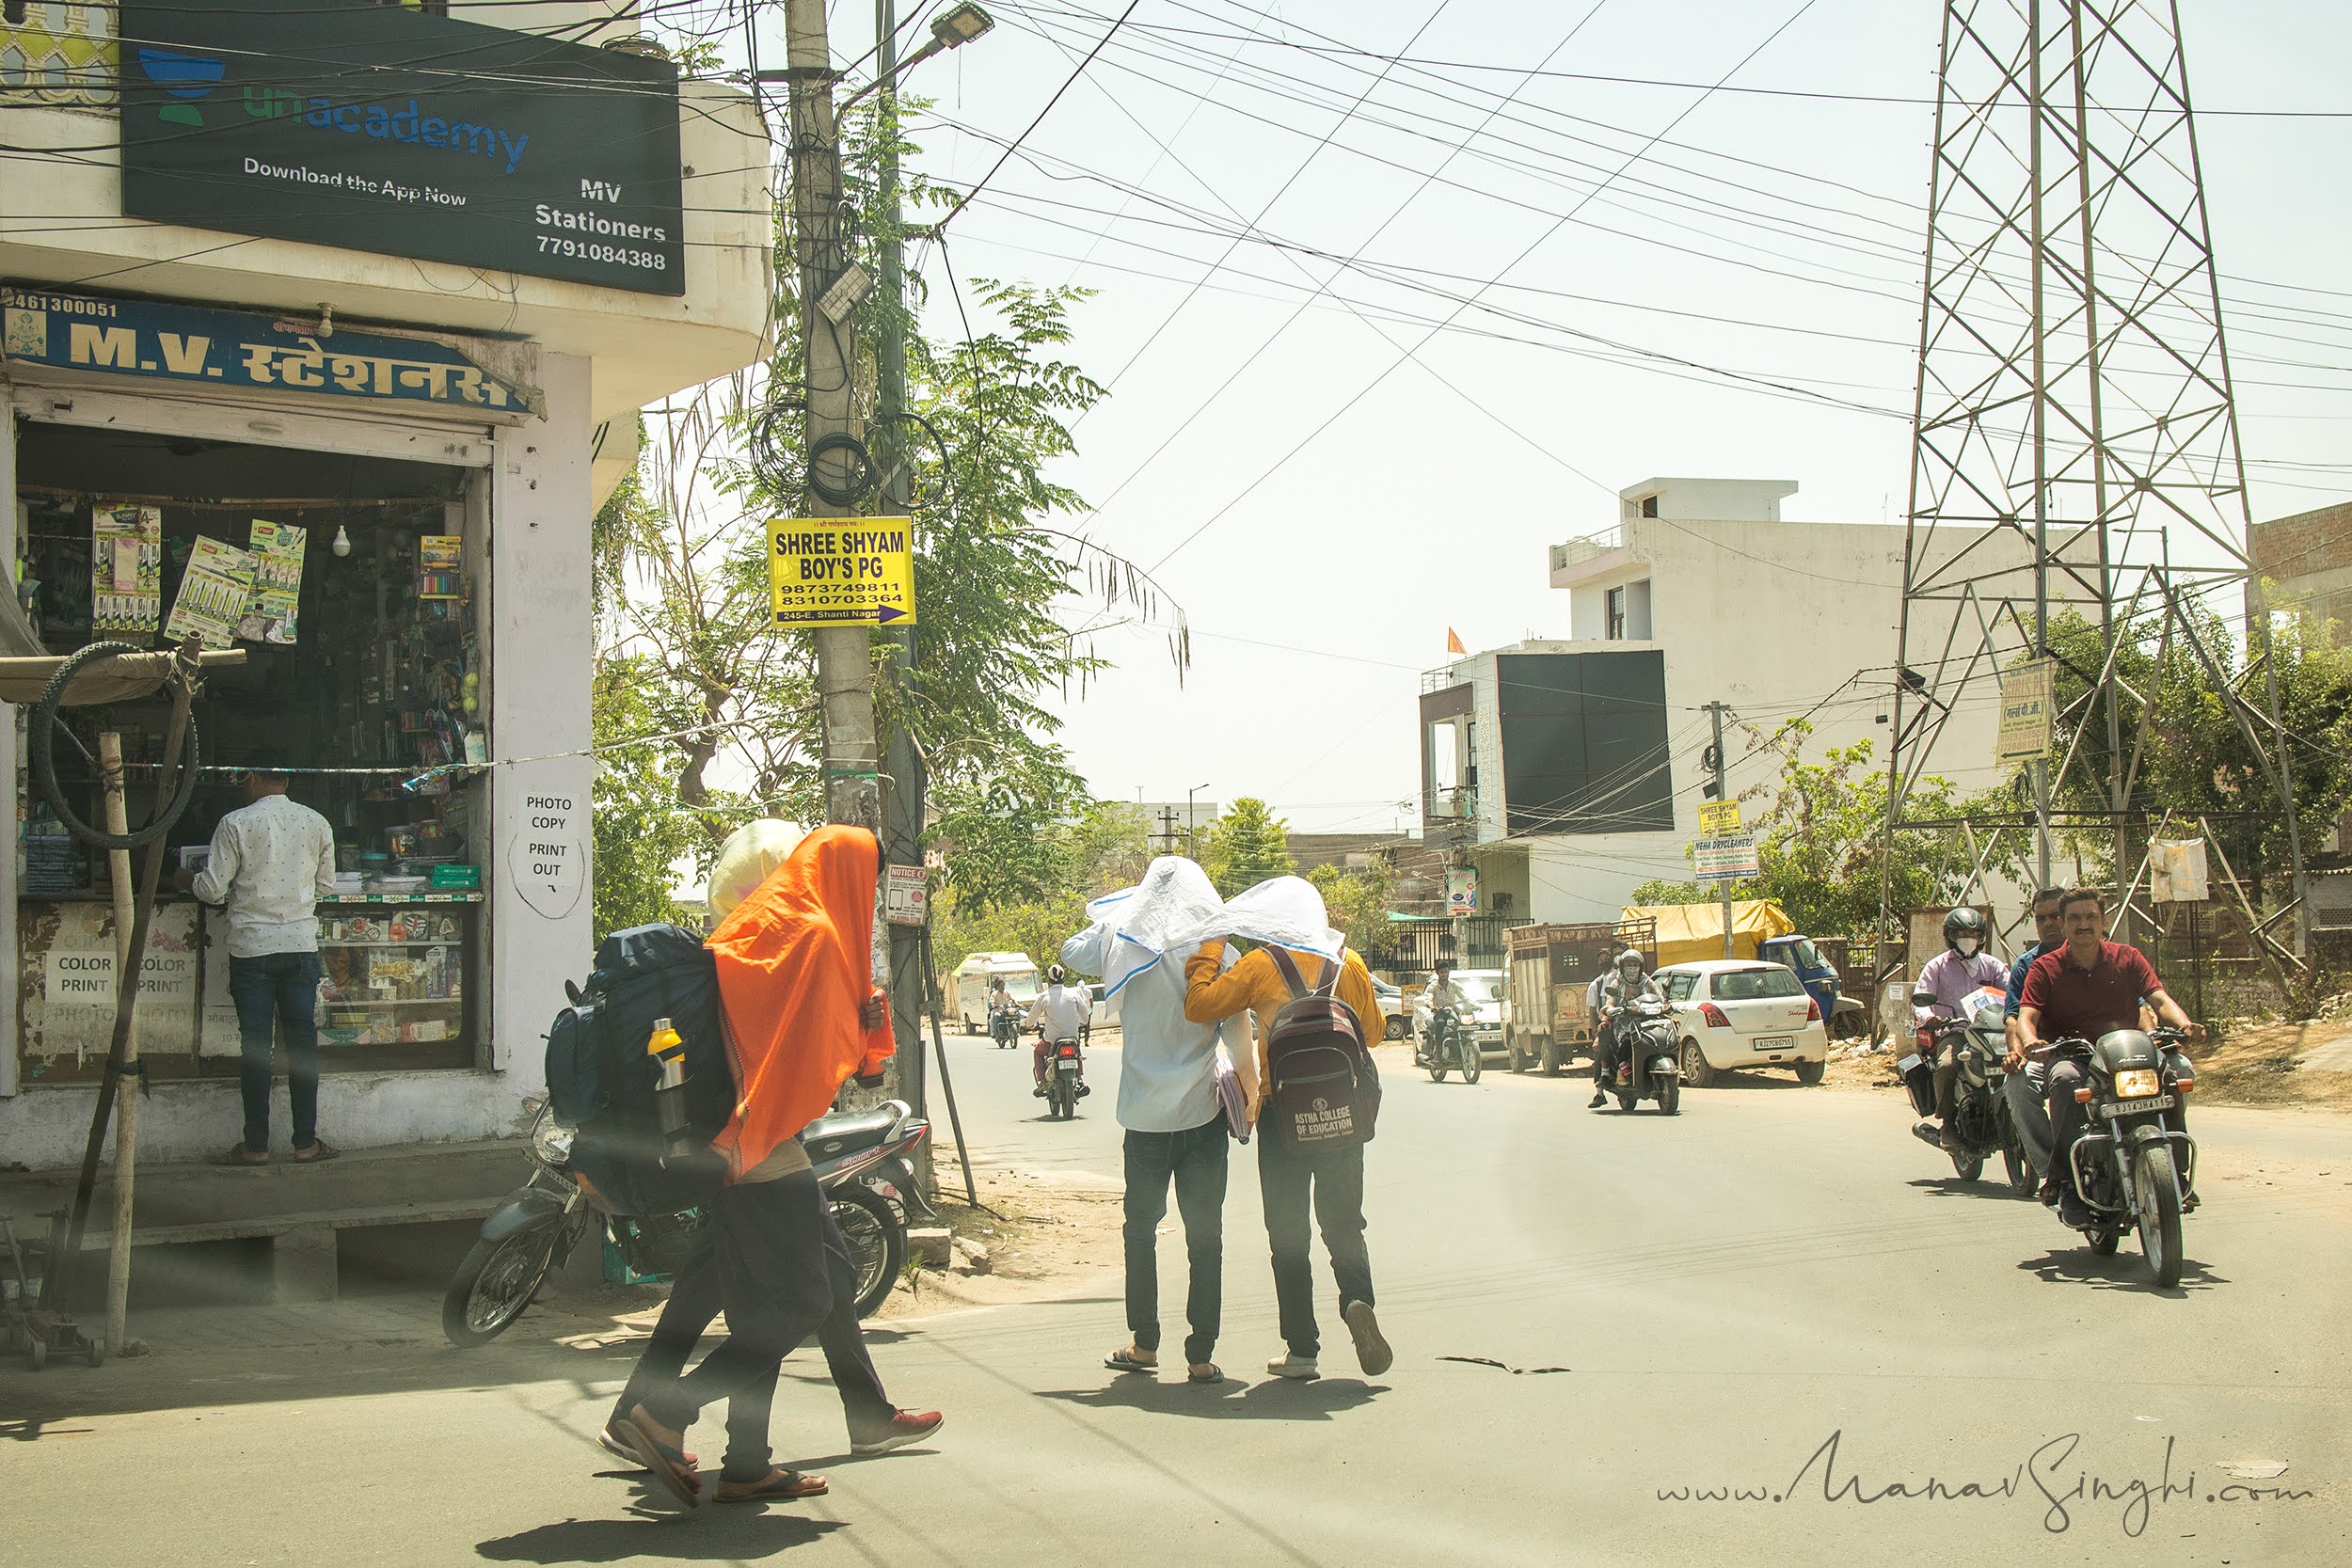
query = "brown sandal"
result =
(291, 1140, 341, 1164)
(715, 1467, 829, 1503)
(209, 1142, 268, 1166)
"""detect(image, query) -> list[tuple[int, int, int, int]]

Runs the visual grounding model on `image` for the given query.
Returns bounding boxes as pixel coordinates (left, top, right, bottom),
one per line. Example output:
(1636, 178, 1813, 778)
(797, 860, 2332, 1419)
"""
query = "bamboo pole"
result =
(98, 734, 138, 1356)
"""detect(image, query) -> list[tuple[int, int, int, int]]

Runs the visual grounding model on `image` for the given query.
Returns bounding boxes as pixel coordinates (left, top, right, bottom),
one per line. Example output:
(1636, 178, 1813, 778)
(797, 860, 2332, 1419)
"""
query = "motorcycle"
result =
(2037, 1024, 2198, 1288)
(1904, 990, 2033, 1193)
(1040, 1029, 1087, 1120)
(443, 1099, 930, 1347)
(990, 1002, 1022, 1049)
(1604, 994, 1680, 1115)
(1419, 1005, 1483, 1084)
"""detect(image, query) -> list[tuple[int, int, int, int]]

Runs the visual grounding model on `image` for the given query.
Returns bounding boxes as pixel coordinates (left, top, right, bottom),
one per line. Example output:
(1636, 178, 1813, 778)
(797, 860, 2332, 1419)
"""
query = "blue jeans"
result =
(1123, 1117, 1229, 1366)
(230, 951, 323, 1154)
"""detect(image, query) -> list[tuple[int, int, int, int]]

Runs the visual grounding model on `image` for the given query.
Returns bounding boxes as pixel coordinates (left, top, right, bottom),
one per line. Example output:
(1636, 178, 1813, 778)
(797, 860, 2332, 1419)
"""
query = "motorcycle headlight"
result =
(533, 1111, 577, 1165)
(2112, 1068, 2161, 1101)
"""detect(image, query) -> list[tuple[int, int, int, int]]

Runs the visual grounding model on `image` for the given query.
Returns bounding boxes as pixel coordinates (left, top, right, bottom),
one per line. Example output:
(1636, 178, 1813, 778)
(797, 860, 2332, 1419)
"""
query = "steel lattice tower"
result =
(1884, 0, 2308, 951)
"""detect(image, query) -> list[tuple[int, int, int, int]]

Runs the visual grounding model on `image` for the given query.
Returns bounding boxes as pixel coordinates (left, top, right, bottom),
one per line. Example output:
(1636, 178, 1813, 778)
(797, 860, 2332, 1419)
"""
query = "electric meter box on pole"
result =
(767, 518, 917, 629)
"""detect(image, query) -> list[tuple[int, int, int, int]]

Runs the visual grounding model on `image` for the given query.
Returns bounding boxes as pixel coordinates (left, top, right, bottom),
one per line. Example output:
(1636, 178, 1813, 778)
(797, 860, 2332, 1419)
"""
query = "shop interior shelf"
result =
(322, 941, 458, 950)
(324, 998, 464, 1009)
(323, 893, 485, 905)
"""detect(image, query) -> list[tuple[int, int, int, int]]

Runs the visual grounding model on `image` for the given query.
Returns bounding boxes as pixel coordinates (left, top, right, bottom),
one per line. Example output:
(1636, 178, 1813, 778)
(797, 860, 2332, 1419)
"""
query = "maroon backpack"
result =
(1263, 946, 1382, 1148)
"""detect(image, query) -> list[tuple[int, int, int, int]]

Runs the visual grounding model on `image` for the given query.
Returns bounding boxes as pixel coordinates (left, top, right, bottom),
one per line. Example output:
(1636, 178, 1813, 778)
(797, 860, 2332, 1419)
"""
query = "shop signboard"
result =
(3, 287, 530, 413)
(768, 518, 918, 629)
(1444, 867, 1479, 916)
(1693, 834, 1760, 883)
(1995, 658, 2055, 762)
(24, 902, 202, 1064)
(1695, 799, 1741, 836)
(116, 0, 685, 294)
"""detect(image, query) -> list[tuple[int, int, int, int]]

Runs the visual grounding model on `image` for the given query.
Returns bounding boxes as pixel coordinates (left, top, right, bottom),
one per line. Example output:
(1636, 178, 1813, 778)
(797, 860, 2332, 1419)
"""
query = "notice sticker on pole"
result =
(883, 863, 929, 927)
(768, 518, 917, 629)
(1444, 867, 1480, 916)
(1696, 800, 1742, 837)
(1693, 835, 1760, 883)
(1995, 658, 2054, 762)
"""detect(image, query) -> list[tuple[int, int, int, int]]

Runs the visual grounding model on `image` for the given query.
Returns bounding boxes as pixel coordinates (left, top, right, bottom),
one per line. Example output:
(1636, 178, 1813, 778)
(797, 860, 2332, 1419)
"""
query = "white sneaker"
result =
(1264, 1353, 1320, 1380)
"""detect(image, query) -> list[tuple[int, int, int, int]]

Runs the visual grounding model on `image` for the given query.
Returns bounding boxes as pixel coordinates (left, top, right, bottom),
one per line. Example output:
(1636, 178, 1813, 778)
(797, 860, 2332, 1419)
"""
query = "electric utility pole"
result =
(784, 0, 881, 835)
(872, 0, 928, 1177)
(1704, 702, 1733, 958)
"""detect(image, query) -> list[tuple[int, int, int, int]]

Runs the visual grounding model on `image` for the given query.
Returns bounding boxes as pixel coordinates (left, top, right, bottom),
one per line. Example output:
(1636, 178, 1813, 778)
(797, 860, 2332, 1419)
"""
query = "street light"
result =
(1187, 783, 1210, 856)
(833, 4, 993, 110)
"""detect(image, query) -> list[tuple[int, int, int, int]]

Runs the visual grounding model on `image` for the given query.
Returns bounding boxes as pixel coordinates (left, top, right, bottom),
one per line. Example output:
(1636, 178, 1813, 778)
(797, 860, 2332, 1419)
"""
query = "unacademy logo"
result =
(242, 85, 532, 175)
(136, 48, 226, 128)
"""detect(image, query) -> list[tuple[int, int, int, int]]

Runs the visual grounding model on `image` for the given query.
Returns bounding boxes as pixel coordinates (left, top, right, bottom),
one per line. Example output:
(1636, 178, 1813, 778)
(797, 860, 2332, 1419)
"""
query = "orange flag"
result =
(1445, 627, 1468, 655)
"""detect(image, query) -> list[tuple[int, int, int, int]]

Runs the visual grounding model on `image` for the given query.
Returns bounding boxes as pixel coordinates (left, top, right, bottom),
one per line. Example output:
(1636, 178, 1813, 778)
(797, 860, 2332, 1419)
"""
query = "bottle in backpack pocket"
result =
(647, 1017, 691, 1155)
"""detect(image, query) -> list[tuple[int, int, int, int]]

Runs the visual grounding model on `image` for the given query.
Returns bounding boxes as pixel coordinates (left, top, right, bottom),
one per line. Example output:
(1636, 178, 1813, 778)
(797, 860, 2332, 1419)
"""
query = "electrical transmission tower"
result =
(1884, 0, 2309, 954)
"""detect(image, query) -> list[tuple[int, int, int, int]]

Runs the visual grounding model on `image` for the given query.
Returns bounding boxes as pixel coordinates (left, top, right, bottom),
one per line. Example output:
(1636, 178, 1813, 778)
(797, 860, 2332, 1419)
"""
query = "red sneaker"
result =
(851, 1408, 944, 1456)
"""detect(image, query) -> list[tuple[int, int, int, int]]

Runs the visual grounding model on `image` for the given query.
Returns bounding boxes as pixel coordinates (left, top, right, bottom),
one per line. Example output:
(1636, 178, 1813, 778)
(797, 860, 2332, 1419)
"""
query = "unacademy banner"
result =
(119, 0, 685, 295)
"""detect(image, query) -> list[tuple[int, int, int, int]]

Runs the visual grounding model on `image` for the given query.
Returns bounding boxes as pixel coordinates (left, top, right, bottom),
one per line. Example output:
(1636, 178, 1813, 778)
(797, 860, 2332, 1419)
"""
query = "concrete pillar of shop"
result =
(270, 1224, 339, 1303)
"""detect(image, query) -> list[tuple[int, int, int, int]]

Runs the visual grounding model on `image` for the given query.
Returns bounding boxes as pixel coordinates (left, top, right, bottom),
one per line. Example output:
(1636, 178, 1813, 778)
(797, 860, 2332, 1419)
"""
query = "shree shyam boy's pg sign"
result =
(117, 0, 685, 294)
(768, 520, 917, 629)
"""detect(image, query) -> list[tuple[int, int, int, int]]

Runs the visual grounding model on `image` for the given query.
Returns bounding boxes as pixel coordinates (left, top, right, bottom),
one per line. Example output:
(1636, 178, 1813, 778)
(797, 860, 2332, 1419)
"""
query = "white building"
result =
(1420, 477, 2009, 925)
(1, 1, 771, 1173)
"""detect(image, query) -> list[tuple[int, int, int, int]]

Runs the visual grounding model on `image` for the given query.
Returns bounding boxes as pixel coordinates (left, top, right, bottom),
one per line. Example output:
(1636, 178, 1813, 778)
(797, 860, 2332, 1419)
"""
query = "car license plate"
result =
(2103, 1093, 2174, 1117)
(1756, 1037, 1793, 1051)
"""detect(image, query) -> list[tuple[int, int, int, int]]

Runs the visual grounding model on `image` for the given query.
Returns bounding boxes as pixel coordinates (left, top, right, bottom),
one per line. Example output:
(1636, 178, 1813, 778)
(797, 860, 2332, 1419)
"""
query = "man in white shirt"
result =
(1062, 875, 1230, 1384)
(1025, 964, 1093, 1099)
(182, 770, 338, 1165)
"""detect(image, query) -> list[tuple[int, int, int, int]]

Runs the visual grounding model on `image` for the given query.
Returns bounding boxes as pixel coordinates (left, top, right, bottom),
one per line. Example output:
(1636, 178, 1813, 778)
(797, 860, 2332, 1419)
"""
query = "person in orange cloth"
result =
(608, 824, 941, 1510)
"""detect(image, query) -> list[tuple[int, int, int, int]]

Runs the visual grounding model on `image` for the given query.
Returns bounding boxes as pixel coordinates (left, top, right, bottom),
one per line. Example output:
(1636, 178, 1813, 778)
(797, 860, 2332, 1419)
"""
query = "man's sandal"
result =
(714, 1467, 829, 1503)
(209, 1143, 268, 1166)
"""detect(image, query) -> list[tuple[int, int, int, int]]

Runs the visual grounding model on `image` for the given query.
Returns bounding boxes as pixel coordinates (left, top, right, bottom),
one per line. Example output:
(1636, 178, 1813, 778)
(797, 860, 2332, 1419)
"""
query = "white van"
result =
(953, 952, 1041, 1033)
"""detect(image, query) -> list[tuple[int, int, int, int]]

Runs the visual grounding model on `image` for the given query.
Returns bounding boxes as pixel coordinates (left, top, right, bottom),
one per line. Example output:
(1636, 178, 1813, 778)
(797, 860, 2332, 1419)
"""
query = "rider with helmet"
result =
(1589, 949, 1663, 1110)
(1025, 962, 1093, 1099)
(1912, 907, 2008, 1150)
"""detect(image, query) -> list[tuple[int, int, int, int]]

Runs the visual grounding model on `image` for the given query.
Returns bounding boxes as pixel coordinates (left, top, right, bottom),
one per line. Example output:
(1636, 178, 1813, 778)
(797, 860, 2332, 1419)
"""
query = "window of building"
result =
(1606, 586, 1627, 640)
(1639, 494, 1660, 518)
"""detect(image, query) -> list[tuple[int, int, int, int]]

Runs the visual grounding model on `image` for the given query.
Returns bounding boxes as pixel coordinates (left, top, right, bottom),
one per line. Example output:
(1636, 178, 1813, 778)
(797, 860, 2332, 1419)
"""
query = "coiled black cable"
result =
(30, 641, 202, 851)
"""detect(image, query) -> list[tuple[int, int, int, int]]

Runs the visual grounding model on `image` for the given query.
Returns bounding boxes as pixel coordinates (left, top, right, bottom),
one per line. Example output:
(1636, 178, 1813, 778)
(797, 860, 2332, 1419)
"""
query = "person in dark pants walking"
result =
(608, 826, 940, 1509)
(181, 769, 338, 1167)
(1184, 919, 1391, 1383)
(1064, 857, 1234, 1385)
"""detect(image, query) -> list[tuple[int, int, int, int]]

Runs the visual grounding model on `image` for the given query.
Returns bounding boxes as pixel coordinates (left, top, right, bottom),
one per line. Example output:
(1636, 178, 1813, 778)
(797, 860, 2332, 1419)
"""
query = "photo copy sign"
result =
(119, 0, 685, 294)
(512, 791, 584, 919)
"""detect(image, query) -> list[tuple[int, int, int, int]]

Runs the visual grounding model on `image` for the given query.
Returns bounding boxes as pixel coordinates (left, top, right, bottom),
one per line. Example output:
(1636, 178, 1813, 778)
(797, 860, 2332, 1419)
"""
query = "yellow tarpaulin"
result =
(1621, 899, 1796, 968)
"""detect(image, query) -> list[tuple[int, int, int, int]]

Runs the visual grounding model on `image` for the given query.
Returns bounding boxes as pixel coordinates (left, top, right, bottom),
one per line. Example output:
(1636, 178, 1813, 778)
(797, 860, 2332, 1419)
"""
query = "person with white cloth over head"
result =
(1063, 857, 1240, 1385)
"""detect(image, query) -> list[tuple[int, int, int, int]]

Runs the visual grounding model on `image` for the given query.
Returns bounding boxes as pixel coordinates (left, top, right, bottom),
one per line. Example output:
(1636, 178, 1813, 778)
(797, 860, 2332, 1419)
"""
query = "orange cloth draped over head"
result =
(705, 824, 895, 1180)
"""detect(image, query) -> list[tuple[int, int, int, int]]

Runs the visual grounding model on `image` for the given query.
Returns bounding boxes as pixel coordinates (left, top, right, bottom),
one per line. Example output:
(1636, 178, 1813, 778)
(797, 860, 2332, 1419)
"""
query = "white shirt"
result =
(1062, 928, 1218, 1134)
(190, 793, 337, 958)
(1425, 976, 1475, 1015)
(1025, 981, 1091, 1042)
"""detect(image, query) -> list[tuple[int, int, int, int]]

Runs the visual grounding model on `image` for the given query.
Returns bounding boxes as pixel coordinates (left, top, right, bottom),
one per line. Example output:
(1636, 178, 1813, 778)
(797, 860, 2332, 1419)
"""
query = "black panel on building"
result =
(1496, 651, 1673, 835)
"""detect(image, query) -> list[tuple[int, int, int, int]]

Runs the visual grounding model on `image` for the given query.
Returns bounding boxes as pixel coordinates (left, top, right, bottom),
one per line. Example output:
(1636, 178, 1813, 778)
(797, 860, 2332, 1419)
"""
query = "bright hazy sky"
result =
(752, 0, 2352, 832)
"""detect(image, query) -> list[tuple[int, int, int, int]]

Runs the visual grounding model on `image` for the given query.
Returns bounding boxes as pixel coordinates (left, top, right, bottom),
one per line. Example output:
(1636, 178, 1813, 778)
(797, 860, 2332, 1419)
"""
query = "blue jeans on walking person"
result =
(1122, 1116, 1229, 1368)
(230, 950, 323, 1154)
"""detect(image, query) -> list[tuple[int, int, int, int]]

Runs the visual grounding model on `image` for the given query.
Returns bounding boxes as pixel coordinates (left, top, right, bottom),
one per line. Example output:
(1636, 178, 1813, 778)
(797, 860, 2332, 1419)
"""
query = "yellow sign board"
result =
(1696, 800, 1742, 836)
(767, 517, 916, 629)
(1995, 658, 2053, 762)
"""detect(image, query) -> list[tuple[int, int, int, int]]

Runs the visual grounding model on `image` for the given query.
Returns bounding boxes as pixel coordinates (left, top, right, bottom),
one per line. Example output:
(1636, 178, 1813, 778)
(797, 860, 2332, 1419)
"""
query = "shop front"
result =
(0, 286, 596, 1167)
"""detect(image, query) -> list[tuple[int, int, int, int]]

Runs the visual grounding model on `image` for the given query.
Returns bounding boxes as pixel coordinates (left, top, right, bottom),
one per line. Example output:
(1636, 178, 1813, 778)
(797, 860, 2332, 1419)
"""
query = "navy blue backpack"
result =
(544, 924, 731, 1215)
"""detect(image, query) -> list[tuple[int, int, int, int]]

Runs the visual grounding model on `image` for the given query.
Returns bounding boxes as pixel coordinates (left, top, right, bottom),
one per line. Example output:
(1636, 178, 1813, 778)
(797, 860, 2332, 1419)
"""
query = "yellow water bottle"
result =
(648, 1017, 689, 1150)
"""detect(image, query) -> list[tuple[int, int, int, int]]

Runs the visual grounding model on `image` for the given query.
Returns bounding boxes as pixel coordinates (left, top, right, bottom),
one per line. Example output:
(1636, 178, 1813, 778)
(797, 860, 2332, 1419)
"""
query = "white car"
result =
(1369, 977, 1409, 1041)
(1654, 960, 1829, 1086)
(1414, 969, 1507, 1057)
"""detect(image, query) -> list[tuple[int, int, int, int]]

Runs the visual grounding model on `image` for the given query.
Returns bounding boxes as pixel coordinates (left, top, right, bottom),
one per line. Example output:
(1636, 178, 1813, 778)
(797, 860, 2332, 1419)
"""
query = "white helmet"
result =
(1616, 948, 1644, 972)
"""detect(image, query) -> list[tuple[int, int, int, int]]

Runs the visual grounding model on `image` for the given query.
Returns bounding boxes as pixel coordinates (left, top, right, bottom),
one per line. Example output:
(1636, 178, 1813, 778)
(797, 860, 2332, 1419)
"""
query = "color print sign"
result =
(768, 519, 918, 629)
(117, 0, 684, 294)
(4, 287, 529, 413)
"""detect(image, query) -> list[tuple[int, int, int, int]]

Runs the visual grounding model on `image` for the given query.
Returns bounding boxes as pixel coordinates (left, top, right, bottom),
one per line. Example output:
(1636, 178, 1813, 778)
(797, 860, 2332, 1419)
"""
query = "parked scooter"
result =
(1418, 1005, 1483, 1084)
(1904, 990, 2033, 1193)
(1604, 994, 1681, 1114)
(2036, 1024, 2198, 1288)
(990, 1002, 1022, 1049)
(443, 1099, 930, 1346)
(1039, 1027, 1088, 1119)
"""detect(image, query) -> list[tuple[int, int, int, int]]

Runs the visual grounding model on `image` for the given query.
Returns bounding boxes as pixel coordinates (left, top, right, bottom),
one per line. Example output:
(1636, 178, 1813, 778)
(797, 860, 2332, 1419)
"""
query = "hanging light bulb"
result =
(332, 523, 352, 558)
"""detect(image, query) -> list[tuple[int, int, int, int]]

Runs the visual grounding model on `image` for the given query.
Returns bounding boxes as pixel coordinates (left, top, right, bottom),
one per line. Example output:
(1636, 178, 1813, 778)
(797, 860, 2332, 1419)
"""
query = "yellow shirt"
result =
(1183, 941, 1383, 1118)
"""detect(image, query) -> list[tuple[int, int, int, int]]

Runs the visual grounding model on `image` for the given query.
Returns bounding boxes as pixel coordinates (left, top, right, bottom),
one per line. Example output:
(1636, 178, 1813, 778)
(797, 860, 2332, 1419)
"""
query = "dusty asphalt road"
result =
(5, 1033, 2346, 1567)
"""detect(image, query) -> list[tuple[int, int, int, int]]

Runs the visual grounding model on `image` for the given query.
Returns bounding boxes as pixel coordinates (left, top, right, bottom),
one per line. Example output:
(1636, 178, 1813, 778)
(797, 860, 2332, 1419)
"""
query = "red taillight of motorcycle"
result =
(1806, 998, 1821, 1022)
(1058, 1043, 1078, 1057)
(1699, 1003, 1731, 1029)
(1915, 1026, 1934, 1051)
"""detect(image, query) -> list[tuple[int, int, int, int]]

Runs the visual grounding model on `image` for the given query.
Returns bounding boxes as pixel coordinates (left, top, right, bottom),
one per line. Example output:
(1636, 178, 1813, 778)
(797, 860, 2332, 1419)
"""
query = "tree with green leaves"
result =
(1310, 855, 1395, 955)
(1200, 798, 1295, 896)
(1633, 721, 1989, 938)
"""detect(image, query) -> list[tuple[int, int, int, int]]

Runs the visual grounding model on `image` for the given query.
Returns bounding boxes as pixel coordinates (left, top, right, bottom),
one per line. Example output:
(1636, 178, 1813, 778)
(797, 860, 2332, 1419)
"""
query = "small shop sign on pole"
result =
(1995, 659, 2055, 762)
(883, 863, 929, 927)
(767, 518, 917, 629)
(1693, 834, 1760, 883)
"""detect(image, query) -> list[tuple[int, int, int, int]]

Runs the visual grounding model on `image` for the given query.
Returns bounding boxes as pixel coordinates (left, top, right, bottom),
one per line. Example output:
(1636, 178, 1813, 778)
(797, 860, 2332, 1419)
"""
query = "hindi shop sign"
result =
(1693, 834, 1760, 883)
(768, 519, 918, 629)
(117, 0, 685, 295)
(1995, 659, 2055, 763)
(4, 287, 529, 414)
